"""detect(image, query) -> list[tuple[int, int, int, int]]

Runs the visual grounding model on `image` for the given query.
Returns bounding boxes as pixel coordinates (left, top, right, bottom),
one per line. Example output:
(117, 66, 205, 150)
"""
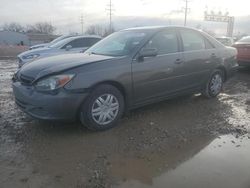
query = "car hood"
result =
(30, 43, 48, 48)
(18, 47, 52, 58)
(19, 53, 116, 81)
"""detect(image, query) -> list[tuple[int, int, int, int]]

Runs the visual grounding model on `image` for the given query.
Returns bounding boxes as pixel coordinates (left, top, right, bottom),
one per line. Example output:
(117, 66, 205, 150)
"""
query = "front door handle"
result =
(174, 59, 183, 64)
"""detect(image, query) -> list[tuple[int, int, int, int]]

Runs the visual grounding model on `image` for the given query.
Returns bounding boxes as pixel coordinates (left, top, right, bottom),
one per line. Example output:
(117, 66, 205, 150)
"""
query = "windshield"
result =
(238, 36, 250, 42)
(86, 31, 148, 56)
(50, 35, 72, 45)
(48, 37, 74, 48)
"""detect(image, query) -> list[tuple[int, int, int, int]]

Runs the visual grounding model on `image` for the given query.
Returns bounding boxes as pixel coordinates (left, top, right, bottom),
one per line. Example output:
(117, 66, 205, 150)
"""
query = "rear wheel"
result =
(80, 84, 124, 131)
(203, 69, 224, 98)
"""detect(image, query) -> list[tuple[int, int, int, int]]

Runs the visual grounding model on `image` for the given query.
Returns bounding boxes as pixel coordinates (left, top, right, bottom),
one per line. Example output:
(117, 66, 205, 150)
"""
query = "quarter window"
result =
(144, 30, 179, 55)
(180, 30, 206, 51)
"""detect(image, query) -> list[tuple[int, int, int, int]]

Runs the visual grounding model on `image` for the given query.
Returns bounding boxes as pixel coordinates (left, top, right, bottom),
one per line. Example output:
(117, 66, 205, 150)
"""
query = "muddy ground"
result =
(0, 60, 250, 188)
(0, 46, 28, 58)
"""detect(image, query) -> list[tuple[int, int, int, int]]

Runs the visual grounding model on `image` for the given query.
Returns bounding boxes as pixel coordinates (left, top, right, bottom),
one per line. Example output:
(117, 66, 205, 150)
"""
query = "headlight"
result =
(35, 74, 74, 91)
(23, 54, 40, 60)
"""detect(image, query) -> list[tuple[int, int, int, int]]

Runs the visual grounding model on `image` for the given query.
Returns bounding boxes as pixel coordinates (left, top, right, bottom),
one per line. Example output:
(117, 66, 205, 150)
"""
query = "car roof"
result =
(67, 35, 102, 40)
(122, 25, 198, 32)
(216, 36, 233, 39)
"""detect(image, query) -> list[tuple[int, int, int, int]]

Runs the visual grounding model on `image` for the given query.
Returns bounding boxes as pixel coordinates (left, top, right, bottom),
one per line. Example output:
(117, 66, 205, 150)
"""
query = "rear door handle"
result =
(174, 59, 183, 64)
(211, 53, 217, 58)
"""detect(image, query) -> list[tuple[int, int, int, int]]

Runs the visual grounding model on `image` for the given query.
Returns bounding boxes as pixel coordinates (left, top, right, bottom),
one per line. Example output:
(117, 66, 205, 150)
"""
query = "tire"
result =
(203, 69, 224, 98)
(80, 84, 125, 131)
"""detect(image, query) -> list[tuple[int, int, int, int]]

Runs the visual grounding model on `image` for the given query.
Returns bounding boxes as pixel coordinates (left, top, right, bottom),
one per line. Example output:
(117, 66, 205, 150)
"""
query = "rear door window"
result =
(180, 30, 206, 51)
(87, 38, 101, 46)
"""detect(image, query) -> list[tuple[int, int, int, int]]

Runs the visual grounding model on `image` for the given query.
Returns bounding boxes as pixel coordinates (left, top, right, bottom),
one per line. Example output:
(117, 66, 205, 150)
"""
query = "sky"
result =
(1, 0, 250, 34)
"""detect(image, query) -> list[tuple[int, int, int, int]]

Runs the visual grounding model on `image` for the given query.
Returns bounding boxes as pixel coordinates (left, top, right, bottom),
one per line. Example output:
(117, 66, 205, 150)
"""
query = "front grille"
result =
(20, 74, 34, 86)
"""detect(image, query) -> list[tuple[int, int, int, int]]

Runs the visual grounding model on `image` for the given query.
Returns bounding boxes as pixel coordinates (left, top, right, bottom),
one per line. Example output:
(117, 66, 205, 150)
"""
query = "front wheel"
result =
(80, 84, 125, 131)
(203, 70, 224, 98)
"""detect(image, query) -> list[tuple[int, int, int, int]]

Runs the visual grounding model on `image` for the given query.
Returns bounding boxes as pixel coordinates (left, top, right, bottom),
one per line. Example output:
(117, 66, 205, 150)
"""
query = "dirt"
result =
(0, 60, 250, 188)
(0, 45, 28, 58)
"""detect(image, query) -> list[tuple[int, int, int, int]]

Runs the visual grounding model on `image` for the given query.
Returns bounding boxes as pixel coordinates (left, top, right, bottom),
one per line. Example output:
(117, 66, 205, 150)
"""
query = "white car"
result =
(18, 35, 101, 67)
(29, 35, 76, 50)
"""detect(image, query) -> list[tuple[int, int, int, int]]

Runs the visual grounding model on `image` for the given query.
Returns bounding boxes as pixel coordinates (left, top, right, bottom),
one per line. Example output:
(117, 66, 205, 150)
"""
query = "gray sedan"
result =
(12, 26, 238, 131)
(17, 35, 101, 67)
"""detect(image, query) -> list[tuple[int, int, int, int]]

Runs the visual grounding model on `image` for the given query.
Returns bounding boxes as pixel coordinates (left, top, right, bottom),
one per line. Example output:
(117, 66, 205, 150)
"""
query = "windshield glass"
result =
(48, 37, 74, 48)
(239, 36, 250, 42)
(50, 35, 69, 45)
(86, 31, 148, 56)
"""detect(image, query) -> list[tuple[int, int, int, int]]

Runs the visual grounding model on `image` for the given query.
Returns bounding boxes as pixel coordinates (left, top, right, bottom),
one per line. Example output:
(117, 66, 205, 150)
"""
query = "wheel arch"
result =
(76, 80, 129, 119)
(215, 65, 227, 82)
(90, 80, 127, 100)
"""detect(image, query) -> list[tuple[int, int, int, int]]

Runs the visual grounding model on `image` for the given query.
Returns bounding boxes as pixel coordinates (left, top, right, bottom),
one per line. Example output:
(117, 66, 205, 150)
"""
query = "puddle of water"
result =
(116, 135, 250, 188)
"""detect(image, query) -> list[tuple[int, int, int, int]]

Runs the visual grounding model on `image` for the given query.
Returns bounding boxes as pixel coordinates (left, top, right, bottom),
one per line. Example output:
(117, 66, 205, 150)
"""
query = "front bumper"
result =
(12, 82, 88, 121)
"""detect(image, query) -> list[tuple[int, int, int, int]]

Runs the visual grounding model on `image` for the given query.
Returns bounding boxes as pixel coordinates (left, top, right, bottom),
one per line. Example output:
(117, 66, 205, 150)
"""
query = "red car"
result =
(233, 36, 250, 66)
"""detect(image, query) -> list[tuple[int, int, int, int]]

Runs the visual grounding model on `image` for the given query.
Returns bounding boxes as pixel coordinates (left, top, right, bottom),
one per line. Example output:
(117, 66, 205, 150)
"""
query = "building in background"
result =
(26, 33, 58, 46)
(0, 31, 29, 46)
(0, 30, 58, 46)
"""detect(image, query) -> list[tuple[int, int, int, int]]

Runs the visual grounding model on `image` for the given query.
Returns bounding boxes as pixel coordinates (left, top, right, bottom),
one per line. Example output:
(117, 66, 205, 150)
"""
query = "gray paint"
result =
(12, 26, 238, 122)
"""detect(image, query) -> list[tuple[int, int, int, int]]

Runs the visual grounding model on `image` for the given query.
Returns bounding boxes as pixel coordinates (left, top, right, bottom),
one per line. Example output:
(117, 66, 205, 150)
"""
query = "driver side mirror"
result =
(138, 48, 158, 61)
(65, 45, 72, 51)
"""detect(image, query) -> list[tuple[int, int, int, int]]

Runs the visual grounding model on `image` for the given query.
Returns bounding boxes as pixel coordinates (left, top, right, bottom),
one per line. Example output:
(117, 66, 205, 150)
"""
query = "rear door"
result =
(132, 29, 185, 104)
(178, 29, 218, 89)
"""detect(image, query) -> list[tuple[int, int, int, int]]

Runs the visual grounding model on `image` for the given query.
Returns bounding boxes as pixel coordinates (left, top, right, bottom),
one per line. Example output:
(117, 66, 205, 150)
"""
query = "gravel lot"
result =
(0, 60, 250, 188)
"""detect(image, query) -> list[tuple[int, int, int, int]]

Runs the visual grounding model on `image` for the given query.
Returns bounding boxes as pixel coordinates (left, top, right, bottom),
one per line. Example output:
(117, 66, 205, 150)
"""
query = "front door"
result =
(132, 29, 185, 104)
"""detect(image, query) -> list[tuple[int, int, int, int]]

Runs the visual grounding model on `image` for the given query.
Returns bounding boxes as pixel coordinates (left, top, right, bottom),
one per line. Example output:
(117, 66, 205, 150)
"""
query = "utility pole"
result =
(183, 0, 190, 26)
(80, 14, 84, 34)
(106, 0, 115, 34)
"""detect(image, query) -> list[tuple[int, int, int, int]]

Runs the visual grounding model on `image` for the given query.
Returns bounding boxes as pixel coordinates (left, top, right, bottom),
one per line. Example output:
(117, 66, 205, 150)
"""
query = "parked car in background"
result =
(232, 36, 250, 66)
(29, 34, 77, 50)
(17, 35, 101, 67)
(13, 26, 238, 131)
(216, 36, 234, 46)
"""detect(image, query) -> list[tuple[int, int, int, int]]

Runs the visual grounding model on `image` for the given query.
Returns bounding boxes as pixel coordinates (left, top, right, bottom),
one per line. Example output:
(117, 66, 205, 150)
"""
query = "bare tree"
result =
(103, 26, 115, 37)
(85, 25, 105, 36)
(2, 22, 25, 32)
(26, 22, 56, 34)
(85, 24, 115, 37)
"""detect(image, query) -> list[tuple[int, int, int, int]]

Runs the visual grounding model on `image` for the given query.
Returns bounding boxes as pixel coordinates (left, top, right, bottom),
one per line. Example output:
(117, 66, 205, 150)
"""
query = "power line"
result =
(106, 0, 115, 33)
